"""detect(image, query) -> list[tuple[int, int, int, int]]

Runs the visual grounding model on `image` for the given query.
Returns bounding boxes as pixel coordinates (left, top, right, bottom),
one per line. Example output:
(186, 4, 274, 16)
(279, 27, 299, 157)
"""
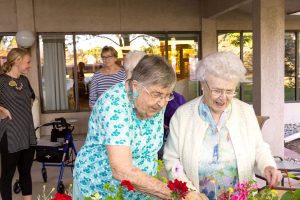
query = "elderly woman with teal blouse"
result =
(163, 52, 282, 200)
(73, 55, 177, 199)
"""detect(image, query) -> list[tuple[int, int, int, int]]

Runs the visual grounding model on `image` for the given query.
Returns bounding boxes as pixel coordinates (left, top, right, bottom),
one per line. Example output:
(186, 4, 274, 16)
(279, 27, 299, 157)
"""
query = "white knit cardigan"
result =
(163, 96, 276, 191)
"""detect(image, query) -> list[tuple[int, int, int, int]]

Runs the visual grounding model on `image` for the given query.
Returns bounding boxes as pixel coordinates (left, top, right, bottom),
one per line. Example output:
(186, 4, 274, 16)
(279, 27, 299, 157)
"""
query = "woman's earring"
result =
(133, 91, 139, 98)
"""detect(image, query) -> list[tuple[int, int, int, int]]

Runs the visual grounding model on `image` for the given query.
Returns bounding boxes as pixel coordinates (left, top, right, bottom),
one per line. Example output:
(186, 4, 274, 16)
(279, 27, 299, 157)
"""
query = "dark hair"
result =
(131, 55, 176, 89)
(2, 48, 30, 73)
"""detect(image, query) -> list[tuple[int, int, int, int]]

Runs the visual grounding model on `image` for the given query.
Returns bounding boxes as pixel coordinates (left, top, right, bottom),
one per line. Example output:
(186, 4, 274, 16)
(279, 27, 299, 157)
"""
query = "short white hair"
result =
(124, 50, 146, 79)
(196, 51, 247, 82)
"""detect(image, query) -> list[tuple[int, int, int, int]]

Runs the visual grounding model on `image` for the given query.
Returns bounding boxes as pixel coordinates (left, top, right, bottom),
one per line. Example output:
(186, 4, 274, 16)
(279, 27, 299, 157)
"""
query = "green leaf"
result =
(161, 176, 168, 183)
(155, 159, 165, 173)
(294, 189, 300, 200)
(287, 173, 298, 179)
(281, 191, 294, 200)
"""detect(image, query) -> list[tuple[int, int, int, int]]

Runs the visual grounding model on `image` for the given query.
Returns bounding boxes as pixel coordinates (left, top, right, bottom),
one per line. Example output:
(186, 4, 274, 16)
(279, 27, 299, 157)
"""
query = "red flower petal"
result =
(121, 180, 136, 192)
(51, 192, 72, 200)
(167, 179, 189, 198)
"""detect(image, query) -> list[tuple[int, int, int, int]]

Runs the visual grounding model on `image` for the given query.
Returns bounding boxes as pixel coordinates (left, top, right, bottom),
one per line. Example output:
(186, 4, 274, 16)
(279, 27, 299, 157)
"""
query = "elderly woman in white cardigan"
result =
(163, 52, 282, 200)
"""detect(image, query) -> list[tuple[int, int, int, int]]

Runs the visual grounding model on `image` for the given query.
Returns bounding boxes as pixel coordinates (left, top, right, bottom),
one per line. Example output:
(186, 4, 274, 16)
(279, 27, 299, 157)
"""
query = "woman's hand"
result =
(264, 166, 282, 187)
(107, 145, 171, 199)
(185, 191, 209, 200)
(0, 106, 12, 120)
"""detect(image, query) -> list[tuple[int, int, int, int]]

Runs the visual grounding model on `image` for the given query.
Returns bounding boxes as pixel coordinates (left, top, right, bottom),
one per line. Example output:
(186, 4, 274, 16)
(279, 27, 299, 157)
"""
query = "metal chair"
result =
(256, 116, 270, 130)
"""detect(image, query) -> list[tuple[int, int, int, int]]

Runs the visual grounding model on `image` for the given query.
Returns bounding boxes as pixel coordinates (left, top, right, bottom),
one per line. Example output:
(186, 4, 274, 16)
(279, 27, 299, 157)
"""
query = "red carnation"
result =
(167, 179, 189, 199)
(51, 192, 72, 200)
(121, 180, 136, 192)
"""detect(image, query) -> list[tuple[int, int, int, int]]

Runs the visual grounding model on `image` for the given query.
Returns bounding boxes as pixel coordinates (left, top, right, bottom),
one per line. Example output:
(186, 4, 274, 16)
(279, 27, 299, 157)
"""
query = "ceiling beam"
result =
(202, 0, 251, 18)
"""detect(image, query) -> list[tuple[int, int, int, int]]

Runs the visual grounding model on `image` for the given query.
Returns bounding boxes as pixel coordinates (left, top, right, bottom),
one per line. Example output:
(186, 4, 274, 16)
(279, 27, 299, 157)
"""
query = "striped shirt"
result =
(0, 74, 37, 153)
(89, 69, 126, 107)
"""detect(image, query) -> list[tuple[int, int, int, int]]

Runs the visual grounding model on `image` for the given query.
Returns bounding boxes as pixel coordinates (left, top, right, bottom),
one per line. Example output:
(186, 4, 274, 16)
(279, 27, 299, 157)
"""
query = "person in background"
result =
(163, 52, 282, 200)
(78, 61, 85, 82)
(89, 46, 126, 108)
(123, 50, 146, 80)
(73, 55, 180, 199)
(0, 48, 37, 200)
(77, 62, 86, 96)
(158, 91, 186, 160)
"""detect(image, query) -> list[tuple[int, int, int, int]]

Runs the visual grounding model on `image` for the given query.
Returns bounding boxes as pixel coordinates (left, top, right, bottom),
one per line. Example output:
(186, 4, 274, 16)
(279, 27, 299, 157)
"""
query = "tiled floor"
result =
(5, 135, 300, 199)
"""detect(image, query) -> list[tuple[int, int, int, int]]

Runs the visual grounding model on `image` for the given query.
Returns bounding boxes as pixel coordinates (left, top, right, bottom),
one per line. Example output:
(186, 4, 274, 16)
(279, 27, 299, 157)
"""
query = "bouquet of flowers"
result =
(37, 184, 72, 200)
(167, 179, 189, 200)
(37, 180, 135, 200)
(217, 176, 300, 200)
(220, 180, 279, 200)
(84, 180, 136, 200)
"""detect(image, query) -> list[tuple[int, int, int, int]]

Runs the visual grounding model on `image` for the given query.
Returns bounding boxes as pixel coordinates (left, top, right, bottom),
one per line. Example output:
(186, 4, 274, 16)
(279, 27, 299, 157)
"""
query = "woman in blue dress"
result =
(73, 55, 177, 199)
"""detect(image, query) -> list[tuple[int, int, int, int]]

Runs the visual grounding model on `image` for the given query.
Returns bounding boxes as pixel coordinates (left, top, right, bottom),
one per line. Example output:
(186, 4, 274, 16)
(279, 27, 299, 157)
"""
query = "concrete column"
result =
(252, 0, 285, 156)
(15, 0, 41, 137)
(15, 0, 39, 96)
(201, 18, 217, 57)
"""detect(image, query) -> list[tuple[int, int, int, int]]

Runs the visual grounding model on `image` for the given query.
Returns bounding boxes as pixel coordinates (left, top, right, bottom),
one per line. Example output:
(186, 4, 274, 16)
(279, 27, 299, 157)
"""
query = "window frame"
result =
(37, 31, 201, 113)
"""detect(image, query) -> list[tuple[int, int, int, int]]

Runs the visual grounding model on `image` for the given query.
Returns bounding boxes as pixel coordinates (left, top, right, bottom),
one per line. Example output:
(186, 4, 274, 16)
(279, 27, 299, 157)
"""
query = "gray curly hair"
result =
(196, 51, 247, 82)
(124, 50, 146, 79)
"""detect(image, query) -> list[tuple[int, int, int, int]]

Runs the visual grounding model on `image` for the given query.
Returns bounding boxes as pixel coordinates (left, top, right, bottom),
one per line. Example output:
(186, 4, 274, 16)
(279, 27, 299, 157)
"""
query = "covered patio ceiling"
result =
(203, 0, 300, 18)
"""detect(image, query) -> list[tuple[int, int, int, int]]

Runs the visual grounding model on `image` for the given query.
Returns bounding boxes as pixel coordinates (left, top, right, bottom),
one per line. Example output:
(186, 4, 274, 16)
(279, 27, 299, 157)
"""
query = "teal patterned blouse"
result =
(197, 102, 239, 200)
(73, 81, 164, 199)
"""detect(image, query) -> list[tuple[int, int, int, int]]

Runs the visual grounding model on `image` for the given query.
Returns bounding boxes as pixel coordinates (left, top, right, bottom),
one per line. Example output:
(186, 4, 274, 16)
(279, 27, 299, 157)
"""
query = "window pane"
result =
(0, 35, 17, 71)
(242, 32, 253, 103)
(75, 34, 109, 111)
(39, 34, 76, 111)
(285, 32, 296, 101)
(218, 33, 241, 57)
(74, 33, 166, 110)
(167, 33, 200, 100)
(38, 33, 200, 112)
(129, 33, 165, 55)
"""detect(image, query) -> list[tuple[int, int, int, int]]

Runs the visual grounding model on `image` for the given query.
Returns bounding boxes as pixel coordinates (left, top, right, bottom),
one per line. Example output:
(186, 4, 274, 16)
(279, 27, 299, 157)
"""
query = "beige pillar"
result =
(15, 0, 38, 94)
(15, 0, 41, 137)
(201, 18, 217, 57)
(252, 0, 285, 156)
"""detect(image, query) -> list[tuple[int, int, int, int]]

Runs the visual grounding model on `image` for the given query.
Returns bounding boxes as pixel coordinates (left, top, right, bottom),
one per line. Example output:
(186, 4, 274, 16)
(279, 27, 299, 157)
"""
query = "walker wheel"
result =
(13, 180, 21, 194)
(57, 181, 65, 194)
(42, 167, 47, 182)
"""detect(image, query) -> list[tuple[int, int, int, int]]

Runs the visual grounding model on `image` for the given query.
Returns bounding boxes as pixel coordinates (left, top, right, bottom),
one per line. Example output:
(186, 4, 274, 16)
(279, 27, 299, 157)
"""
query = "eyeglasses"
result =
(139, 84, 175, 102)
(205, 81, 237, 97)
(101, 55, 114, 60)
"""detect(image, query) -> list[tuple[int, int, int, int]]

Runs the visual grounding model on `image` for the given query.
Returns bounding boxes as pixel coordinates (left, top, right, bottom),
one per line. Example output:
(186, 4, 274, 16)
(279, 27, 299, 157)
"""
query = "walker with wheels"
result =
(13, 117, 77, 194)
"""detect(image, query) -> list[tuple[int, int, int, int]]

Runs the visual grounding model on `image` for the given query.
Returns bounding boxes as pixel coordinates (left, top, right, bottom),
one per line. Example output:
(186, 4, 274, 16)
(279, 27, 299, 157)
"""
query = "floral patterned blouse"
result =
(73, 81, 164, 199)
(197, 102, 239, 200)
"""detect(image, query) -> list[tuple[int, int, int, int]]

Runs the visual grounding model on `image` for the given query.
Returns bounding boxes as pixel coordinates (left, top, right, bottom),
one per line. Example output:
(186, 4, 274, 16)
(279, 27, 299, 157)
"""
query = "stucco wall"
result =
(33, 0, 201, 32)
(216, 10, 252, 30)
(0, 0, 17, 32)
(284, 103, 300, 124)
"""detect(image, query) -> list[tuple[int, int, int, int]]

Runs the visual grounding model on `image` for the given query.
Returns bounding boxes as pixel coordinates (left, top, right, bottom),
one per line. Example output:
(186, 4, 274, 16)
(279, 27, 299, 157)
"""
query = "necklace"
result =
(8, 79, 23, 91)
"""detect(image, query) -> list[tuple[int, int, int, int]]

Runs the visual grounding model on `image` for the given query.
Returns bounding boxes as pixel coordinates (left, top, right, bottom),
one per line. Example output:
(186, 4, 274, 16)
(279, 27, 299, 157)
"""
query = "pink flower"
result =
(171, 162, 184, 177)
